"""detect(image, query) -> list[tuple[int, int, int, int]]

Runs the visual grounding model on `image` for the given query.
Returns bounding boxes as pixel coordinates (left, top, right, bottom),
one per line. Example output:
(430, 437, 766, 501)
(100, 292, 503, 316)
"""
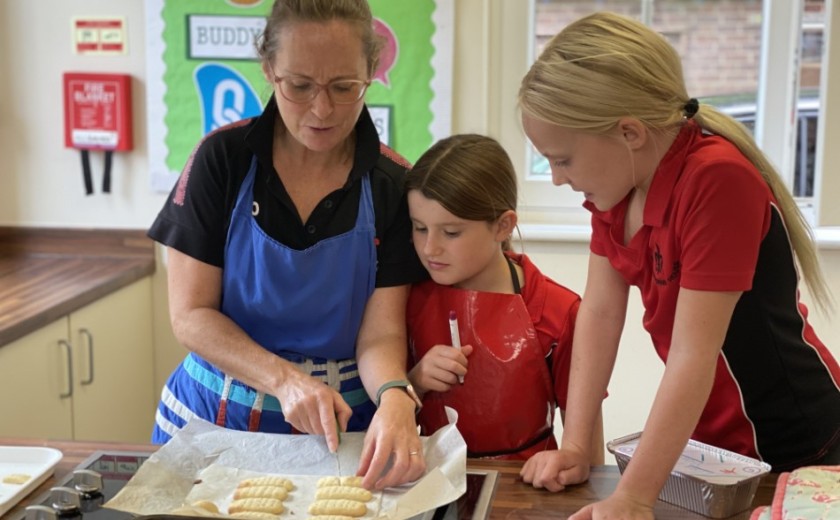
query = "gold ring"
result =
(409, 450, 420, 456)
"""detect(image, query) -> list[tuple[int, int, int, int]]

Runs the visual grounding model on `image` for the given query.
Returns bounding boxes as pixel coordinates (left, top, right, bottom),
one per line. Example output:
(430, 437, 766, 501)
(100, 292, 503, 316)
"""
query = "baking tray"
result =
(131, 469, 499, 520)
(607, 432, 771, 518)
(0, 446, 63, 517)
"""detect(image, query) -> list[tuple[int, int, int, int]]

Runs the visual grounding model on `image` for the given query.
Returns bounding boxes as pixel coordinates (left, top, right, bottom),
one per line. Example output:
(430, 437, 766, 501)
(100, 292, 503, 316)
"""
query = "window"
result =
(500, 0, 836, 226)
(703, 93, 819, 197)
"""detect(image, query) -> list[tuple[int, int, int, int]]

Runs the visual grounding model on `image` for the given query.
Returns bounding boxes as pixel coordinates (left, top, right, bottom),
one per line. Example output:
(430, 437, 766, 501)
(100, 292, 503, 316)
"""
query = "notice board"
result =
(145, 0, 453, 192)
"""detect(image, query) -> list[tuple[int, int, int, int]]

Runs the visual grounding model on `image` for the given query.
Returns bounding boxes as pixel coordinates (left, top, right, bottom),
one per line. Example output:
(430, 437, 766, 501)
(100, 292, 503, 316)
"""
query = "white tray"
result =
(0, 446, 63, 517)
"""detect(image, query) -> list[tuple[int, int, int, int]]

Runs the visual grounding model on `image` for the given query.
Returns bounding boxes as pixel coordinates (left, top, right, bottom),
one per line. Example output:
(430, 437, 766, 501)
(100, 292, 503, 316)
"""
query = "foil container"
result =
(607, 432, 771, 518)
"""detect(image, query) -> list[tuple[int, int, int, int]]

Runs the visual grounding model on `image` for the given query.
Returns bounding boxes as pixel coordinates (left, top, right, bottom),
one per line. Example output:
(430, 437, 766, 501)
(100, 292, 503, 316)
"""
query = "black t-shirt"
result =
(148, 96, 427, 288)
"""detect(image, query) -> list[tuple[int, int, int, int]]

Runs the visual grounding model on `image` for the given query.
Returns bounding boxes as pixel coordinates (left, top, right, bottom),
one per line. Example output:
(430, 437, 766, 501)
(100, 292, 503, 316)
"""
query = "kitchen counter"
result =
(1, 438, 777, 520)
(0, 227, 155, 347)
(467, 458, 776, 519)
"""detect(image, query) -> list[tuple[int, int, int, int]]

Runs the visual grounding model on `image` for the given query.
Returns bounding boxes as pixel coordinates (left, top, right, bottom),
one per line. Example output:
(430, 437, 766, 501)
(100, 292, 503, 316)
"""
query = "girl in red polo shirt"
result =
(405, 134, 604, 463)
(517, 11, 840, 520)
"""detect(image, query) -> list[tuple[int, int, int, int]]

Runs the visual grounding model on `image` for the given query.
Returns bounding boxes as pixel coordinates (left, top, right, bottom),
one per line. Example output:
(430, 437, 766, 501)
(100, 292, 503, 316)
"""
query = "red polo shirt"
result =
(586, 121, 840, 471)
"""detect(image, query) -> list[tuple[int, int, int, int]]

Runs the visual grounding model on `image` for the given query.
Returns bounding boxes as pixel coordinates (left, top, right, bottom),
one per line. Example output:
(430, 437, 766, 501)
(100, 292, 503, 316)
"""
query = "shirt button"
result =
(324, 200, 334, 208)
(307, 225, 317, 234)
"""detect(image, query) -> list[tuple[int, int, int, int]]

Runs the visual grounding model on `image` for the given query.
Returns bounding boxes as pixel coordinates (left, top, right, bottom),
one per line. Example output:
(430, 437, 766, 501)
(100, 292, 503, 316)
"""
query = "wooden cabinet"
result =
(0, 278, 155, 443)
(0, 318, 74, 438)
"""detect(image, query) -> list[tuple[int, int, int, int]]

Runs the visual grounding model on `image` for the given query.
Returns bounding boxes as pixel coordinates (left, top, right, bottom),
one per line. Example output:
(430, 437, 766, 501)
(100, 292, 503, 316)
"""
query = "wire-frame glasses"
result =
(274, 75, 370, 105)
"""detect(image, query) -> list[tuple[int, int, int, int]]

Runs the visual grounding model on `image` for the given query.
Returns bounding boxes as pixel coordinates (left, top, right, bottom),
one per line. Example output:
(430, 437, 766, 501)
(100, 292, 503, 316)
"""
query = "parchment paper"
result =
(105, 409, 466, 519)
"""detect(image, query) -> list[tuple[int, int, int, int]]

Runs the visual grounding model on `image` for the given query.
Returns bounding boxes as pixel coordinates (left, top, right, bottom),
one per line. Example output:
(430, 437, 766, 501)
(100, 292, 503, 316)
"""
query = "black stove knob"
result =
(48, 486, 82, 516)
(79, 493, 105, 513)
(72, 469, 103, 496)
(24, 505, 58, 520)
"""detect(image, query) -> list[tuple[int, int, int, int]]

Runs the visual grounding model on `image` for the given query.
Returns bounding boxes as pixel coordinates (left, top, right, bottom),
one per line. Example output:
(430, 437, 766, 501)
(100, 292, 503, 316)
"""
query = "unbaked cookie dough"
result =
(2, 474, 30, 485)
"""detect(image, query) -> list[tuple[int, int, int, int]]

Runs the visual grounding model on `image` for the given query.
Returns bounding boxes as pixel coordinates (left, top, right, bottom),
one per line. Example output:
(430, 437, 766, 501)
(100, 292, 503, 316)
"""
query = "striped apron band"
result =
(181, 353, 369, 411)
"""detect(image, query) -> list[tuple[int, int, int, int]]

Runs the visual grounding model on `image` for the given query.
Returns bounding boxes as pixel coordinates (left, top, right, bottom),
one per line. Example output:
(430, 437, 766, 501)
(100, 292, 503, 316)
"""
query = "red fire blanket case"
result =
(63, 72, 132, 195)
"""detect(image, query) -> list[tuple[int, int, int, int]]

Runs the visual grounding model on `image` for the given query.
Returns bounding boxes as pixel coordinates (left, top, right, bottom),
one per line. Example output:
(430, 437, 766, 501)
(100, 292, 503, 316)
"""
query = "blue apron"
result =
(152, 156, 377, 443)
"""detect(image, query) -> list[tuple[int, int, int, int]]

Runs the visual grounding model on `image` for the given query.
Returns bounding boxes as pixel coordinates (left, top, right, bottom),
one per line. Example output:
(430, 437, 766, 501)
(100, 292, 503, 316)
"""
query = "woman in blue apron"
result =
(147, 0, 428, 490)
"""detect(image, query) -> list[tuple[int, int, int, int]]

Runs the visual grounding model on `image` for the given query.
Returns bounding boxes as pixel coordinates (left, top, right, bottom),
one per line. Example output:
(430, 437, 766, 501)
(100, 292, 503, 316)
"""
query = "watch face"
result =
(405, 384, 423, 410)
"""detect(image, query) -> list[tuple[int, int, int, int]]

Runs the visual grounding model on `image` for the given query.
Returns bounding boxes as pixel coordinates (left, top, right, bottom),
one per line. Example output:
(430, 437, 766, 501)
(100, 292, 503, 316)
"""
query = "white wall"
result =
(0, 0, 180, 404)
(1, 1, 837, 459)
(0, 1, 164, 228)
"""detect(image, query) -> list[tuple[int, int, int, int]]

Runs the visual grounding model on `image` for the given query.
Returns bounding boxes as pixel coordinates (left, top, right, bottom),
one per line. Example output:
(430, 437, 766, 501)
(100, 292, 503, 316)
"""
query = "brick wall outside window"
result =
(534, 0, 824, 98)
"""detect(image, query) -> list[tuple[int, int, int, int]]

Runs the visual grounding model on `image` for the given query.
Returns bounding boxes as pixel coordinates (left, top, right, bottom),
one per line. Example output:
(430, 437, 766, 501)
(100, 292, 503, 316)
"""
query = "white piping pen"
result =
(448, 310, 464, 384)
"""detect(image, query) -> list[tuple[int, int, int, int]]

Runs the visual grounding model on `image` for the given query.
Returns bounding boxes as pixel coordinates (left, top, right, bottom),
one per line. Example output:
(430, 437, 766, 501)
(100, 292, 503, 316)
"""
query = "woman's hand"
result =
(520, 447, 591, 492)
(273, 370, 353, 453)
(408, 344, 474, 394)
(356, 389, 426, 490)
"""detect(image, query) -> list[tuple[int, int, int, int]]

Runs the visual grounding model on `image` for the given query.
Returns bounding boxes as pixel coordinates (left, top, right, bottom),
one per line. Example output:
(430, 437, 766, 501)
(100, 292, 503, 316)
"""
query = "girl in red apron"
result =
(404, 134, 605, 462)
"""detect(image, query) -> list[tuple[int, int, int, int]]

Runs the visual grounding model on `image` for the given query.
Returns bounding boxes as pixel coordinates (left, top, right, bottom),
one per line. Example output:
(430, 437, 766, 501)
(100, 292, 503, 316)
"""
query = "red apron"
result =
(408, 282, 556, 459)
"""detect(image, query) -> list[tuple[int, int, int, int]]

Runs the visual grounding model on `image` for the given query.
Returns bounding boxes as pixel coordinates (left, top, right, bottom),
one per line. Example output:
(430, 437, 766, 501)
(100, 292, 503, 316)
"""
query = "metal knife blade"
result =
(334, 414, 342, 475)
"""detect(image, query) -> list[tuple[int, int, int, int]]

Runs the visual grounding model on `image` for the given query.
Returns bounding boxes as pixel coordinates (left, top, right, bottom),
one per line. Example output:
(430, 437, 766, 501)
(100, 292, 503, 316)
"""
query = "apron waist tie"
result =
(248, 392, 265, 432)
(216, 374, 234, 427)
(215, 358, 354, 432)
(300, 358, 351, 391)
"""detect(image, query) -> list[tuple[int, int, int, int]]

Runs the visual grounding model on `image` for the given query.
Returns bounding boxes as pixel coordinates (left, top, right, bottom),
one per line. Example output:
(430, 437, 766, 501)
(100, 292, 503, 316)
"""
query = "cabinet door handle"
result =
(58, 339, 73, 399)
(80, 328, 94, 385)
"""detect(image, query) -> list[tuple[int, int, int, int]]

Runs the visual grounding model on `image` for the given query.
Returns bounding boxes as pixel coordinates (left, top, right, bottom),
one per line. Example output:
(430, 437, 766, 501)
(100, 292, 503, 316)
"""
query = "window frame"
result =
(481, 0, 840, 230)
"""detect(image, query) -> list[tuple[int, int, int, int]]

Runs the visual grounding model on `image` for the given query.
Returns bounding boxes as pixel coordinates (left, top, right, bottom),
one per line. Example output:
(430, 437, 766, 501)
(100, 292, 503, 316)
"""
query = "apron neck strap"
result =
(507, 256, 521, 294)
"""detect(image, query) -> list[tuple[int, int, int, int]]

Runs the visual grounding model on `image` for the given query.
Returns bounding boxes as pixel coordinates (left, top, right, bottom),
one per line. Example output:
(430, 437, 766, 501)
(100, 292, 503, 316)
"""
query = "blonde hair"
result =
(519, 11, 831, 311)
(406, 134, 518, 251)
(256, 0, 384, 76)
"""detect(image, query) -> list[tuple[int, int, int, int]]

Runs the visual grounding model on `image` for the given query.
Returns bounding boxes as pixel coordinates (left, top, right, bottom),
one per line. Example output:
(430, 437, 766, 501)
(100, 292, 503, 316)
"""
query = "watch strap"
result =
(375, 379, 422, 410)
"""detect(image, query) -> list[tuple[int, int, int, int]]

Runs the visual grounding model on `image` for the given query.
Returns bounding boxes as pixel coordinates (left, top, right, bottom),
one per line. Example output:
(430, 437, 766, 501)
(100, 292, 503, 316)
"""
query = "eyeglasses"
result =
(273, 75, 370, 105)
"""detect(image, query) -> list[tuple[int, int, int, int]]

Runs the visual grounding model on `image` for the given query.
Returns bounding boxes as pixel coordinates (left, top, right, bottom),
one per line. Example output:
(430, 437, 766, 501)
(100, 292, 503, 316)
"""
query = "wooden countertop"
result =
(467, 459, 776, 519)
(1, 438, 777, 520)
(0, 227, 155, 347)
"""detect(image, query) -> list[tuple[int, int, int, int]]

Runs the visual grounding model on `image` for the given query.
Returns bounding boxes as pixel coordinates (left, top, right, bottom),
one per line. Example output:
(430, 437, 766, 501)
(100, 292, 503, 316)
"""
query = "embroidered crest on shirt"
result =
(653, 243, 681, 286)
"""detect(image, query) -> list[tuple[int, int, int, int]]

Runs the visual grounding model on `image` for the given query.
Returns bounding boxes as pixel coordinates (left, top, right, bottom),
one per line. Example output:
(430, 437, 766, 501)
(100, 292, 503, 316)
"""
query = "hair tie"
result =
(683, 98, 699, 119)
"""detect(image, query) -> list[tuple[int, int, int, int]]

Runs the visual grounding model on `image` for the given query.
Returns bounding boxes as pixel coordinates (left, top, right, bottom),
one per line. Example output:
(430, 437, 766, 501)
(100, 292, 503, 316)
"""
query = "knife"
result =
(334, 413, 342, 475)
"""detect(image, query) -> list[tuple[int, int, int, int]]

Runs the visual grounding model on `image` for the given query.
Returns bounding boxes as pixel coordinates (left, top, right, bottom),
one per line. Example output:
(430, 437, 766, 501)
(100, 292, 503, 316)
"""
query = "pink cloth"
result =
(751, 466, 840, 520)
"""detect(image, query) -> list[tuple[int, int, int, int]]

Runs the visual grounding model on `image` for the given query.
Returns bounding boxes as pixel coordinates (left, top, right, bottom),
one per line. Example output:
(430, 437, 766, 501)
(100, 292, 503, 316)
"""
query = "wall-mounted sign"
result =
(188, 15, 266, 60)
(368, 105, 392, 146)
(72, 17, 127, 55)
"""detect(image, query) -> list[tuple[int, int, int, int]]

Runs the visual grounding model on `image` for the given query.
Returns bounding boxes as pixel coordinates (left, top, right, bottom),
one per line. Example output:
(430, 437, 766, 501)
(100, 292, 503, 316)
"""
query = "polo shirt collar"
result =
(643, 120, 700, 227)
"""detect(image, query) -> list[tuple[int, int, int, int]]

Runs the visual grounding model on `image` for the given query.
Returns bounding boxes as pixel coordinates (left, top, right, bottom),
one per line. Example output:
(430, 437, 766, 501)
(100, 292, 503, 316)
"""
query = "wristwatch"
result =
(375, 379, 423, 411)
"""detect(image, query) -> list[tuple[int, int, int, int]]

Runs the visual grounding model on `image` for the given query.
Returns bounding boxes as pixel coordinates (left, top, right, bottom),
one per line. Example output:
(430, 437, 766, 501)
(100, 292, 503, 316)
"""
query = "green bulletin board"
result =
(145, 0, 452, 192)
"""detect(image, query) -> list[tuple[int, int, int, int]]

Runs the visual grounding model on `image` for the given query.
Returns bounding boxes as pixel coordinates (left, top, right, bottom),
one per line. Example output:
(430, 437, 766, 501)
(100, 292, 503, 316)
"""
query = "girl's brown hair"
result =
(406, 134, 518, 251)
